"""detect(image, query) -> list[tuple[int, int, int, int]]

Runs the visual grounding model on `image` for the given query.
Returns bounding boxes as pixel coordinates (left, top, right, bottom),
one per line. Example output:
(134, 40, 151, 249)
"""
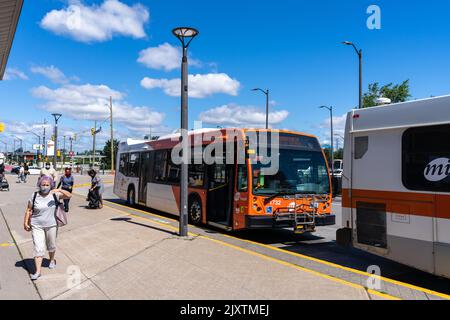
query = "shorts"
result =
(31, 225, 58, 257)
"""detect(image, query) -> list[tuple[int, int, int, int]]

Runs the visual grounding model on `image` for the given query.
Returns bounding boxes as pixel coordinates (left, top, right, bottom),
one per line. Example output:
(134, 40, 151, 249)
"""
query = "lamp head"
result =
(172, 27, 199, 48)
(342, 41, 353, 45)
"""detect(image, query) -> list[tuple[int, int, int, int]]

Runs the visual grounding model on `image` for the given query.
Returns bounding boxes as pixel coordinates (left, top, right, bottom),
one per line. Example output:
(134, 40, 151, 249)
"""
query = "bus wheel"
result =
(127, 187, 136, 207)
(188, 196, 202, 225)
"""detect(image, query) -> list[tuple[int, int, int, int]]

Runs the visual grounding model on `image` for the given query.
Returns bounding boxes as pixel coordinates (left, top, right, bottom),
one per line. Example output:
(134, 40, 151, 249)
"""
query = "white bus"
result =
(338, 95, 450, 279)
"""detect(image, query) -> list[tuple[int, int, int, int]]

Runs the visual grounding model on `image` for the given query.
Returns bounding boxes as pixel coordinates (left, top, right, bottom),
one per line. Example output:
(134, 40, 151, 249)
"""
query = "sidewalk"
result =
(1, 175, 372, 300)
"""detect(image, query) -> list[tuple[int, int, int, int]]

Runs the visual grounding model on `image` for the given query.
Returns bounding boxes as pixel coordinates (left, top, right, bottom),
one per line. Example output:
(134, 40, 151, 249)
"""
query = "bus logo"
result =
(424, 158, 450, 182)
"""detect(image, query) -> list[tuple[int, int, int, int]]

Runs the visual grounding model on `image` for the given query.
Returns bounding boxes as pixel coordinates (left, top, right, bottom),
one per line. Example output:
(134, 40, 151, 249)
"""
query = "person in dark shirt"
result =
(57, 167, 74, 212)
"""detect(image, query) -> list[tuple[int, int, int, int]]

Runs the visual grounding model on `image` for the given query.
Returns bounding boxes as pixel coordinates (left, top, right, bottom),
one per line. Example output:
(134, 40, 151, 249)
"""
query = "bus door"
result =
(206, 163, 234, 227)
(138, 152, 152, 205)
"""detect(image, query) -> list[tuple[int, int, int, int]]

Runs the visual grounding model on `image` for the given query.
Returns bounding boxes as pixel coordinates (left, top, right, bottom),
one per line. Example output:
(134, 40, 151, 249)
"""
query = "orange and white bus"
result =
(338, 95, 450, 278)
(114, 128, 334, 233)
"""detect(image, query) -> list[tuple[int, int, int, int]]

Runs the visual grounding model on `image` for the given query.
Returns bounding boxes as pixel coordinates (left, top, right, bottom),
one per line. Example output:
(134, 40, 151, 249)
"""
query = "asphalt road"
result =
(101, 183, 450, 296)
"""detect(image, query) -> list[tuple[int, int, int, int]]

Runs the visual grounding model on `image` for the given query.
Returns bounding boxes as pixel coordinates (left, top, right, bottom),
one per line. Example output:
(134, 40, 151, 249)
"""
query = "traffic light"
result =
(57, 150, 61, 157)
(51, 135, 55, 141)
(91, 128, 95, 136)
(0, 122, 4, 133)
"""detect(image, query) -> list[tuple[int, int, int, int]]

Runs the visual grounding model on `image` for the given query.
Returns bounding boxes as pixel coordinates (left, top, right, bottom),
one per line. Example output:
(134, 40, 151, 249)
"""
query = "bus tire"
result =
(188, 195, 202, 225)
(127, 186, 136, 207)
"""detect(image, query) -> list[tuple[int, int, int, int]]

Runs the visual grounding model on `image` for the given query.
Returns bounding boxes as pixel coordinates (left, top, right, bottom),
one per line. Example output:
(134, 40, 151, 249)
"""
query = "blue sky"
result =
(2, 0, 450, 152)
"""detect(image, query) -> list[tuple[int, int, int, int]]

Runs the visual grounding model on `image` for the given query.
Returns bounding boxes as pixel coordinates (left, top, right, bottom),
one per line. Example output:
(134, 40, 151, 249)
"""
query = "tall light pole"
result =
(11, 136, 22, 163)
(320, 106, 334, 178)
(42, 119, 47, 159)
(51, 113, 62, 169)
(343, 41, 363, 109)
(92, 121, 97, 168)
(252, 88, 270, 129)
(27, 131, 41, 161)
(173, 26, 199, 237)
(109, 96, 114, 172)
(0, 140, 7, 161)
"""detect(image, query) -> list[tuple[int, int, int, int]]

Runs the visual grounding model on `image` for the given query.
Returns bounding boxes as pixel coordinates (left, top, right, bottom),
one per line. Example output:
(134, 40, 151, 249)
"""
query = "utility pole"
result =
(92, 120, 97, 168)
(62, 135, 66, 166)
(109, 96, 114, 172)
(42, 118, 47, 159)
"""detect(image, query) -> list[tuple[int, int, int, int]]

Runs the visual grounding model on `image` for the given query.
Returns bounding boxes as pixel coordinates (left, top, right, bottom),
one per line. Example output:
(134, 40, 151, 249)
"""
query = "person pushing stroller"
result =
(87, 169, 104, 209)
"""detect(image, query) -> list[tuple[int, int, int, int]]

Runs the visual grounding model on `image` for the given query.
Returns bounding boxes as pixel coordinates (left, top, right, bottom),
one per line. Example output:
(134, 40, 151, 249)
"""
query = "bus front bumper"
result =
(246, 214, 336, 229)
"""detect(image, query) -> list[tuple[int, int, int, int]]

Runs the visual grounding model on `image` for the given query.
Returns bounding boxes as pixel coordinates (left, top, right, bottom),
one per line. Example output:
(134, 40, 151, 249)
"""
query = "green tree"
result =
(363, 80, 411, 108)
(102, 139, 120, 170)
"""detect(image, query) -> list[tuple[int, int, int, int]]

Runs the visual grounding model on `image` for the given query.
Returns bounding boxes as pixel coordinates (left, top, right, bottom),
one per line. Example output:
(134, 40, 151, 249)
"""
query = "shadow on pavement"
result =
(15, 258, 52, 274)
(110, 217, 178, 236)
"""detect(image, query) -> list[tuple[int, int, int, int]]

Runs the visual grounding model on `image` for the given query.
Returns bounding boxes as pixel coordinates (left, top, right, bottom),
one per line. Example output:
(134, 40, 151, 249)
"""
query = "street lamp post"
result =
(27, 131, 41, 162)
(0, 140, 7, 161)
(173, 27, 199, 237)
(252, 88, 270, 129)
(51, 113, 62, 169)
(320, 106, 334, 178)
(343, 41, 363, 109)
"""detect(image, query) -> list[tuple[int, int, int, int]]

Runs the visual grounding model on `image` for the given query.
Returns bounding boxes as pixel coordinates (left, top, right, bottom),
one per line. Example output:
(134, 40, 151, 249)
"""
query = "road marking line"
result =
(0, 242, 13, 247)
(73, 181, 113, 189)
(101, 199, 450, 300)
(367, 289, 402, 300)
(101, 202, 398, 300)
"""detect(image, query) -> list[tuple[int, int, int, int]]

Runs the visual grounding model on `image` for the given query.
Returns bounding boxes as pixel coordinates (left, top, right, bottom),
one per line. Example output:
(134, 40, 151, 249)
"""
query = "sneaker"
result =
(30, 273, 41, 281)
(49, 260, 56, 269)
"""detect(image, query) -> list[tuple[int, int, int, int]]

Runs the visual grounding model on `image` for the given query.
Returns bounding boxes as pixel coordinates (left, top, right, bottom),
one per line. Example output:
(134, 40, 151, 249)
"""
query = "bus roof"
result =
(349, 94, 450, 133)
(118, 128, 320, 152)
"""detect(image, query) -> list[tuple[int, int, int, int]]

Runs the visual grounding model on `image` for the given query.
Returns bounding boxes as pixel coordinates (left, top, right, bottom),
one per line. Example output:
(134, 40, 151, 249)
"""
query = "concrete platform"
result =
(0, 174, 373, 300)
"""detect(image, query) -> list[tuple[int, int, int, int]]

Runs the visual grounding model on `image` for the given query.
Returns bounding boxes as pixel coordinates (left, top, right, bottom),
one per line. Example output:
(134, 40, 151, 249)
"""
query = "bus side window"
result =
(166, 155, 180, 183)
(189, 164, 205, 187)
(153, 150, 168, 182)
(354, 136, 369, 159)
(119, 153, 128, 175)
(237, 164, 248, 192)
(128, 153, 140, 177)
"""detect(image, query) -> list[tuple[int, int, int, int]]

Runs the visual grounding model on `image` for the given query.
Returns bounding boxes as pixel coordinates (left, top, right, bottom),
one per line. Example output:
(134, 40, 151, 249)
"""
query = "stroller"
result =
(0, 173, 9, 191)
(87, 187, 101, 209)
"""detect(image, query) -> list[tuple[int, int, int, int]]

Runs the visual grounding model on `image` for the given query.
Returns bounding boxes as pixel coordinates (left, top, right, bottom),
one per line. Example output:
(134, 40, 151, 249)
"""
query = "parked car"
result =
(28, 167, 41, 175)
(10, 166, 20, 174)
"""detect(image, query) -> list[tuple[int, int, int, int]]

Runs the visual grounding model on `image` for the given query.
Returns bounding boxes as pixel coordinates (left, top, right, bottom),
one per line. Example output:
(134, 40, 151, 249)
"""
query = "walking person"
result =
(23, 176, 72, 281)
(87, 169, 104, 209)
(39, 162, 58, 188)
(57, 167, 74, 212)
(23, 162, 29, 183)
(18, 163, 25, 183)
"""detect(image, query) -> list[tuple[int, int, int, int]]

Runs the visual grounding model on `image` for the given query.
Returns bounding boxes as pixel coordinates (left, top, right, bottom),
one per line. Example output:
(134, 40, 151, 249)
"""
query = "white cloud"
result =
(3, 68, 28, 80)
(31, 65, 74, 84)
(40, 0, 149, 43)
(31, 83, 165, 131)
(319, 114, 347, 145)
(137, 43, 201, 72)
(199, 104, 289, 127)
(141, 73, 240, 98)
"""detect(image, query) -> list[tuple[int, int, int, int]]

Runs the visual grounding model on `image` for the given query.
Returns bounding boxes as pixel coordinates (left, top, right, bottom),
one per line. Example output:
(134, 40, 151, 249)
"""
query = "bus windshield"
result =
(252, 149, 330, 196)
